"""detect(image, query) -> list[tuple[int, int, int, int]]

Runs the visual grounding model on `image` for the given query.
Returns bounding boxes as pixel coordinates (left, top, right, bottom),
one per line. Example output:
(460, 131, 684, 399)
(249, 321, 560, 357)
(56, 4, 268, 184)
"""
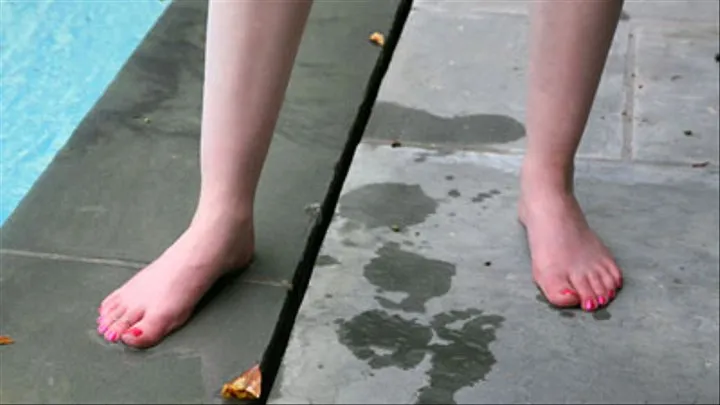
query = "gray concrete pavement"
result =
(270, 2, 720, 404)
(0, 0, 400, 403)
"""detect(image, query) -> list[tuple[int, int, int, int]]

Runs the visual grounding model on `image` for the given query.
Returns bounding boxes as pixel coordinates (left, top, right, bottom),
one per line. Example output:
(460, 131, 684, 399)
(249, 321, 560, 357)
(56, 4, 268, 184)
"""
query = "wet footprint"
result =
(337, 308, 505, 405)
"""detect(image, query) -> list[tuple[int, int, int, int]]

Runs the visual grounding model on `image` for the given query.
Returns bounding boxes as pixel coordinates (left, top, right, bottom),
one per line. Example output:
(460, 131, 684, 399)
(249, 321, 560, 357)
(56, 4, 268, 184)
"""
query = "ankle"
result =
(195, 192, 254, 223)
(520, 157, 575, 195)
(190, 203, 254, 233)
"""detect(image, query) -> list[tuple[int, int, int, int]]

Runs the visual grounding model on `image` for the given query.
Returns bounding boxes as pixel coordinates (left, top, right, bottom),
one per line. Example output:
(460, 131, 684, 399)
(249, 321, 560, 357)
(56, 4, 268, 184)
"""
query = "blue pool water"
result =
(0, 0, 170, 225)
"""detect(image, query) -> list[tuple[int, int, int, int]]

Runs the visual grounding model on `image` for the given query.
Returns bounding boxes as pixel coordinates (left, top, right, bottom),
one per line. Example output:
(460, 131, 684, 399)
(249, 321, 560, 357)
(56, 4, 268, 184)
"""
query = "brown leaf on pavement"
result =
(221, 363, 262, 400)
(369, 32, 385, 47)
(0, 335, 15, 345)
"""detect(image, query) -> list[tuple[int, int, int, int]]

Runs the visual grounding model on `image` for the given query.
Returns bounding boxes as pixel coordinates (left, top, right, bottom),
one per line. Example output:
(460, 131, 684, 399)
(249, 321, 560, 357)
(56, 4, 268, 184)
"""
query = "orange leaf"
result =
(221, 363, 262, 400)
(369, 32, 385, 47)
(0, 335, 14, 345)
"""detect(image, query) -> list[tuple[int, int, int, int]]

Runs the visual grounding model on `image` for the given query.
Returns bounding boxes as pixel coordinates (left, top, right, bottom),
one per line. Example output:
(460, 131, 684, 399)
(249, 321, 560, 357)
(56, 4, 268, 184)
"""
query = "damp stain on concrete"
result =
(365, 101, 526, 145)
(365, 242, 456, 313)
(342, 238, 359, 247)
(415, 152, 430, 163)
(338, 183, 438, 229)
(535, 293, 612, 320)
(592, 308, 612, 321)
(445, 175, 454, 181)
(336, 310, 433, 370)
(336, 308, 505, 405)
(471, 189, 501, 203)
(338, 219, 363, 234)
(316, 255, 340, 267)
(417, 309, 505, 404)
(447, 189, 461, 198)
(535, 293, 576, 318)
(414, 149, 453, 163)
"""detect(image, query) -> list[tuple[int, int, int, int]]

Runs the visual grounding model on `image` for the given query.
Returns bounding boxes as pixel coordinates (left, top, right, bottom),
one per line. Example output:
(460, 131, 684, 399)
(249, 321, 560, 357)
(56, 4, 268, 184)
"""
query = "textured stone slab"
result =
(0, 0, 399, 284)
(414, 0, 720, 23)
(0, 253, 287, 404)
(623, 0, 720, 23)
(270, 144, 720, 404)
(632, 21, 720, 165)
(365, 6, 630, 160)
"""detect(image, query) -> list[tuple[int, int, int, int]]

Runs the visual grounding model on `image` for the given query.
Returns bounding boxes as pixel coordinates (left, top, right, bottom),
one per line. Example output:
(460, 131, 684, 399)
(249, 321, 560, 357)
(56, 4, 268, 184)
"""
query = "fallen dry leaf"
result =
(0, 335, 14, 345)
(369, 32, 385, 47)
(692, 161, 710, 168)
(221, 363, 262, 400)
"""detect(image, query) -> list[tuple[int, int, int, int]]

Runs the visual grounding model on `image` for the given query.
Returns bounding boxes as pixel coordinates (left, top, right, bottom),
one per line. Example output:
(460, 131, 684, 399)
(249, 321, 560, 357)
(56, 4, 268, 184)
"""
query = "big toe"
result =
(120, 313, 179, 349)
(534, 269, 581, 308)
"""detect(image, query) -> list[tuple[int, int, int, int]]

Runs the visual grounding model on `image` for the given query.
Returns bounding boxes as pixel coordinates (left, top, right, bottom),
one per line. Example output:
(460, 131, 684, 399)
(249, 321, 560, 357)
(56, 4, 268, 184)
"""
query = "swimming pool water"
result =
(0, 0, 169, 225)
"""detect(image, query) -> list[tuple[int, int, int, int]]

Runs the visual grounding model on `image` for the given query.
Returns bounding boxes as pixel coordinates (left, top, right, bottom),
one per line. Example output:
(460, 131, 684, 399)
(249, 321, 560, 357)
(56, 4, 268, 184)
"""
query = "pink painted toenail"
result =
(561, 289, 579, 297)
(105, 331, 118, 342)
(597, 296, 606, 306)
(126, 328, 142, 337)
(584, 299, 595, 311)
(609, 289, 616, 299)
(98, 324, 108, 334)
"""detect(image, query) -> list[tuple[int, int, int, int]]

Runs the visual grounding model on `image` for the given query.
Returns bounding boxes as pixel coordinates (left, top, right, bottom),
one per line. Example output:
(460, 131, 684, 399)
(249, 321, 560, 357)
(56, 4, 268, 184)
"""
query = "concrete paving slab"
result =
(366, 6, 630, 160)
(622, 1, 720, 23)
(0, 252, 287, 404)
(0, 0, 403, 403)
(0, 0, 399, 284)
(413, 0, 528, 16)
(414, 0, 720, 24)
(270, 144, 719, 404)
(631, 21, 720, 165)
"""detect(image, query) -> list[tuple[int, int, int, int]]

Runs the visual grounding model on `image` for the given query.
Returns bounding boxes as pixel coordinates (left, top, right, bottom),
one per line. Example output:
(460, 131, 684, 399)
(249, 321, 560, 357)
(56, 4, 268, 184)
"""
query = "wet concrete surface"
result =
(270, 2, 719, 402)
(365, 8, 630, 160)
(0, 0, 400, 403)
(270, 145, 719, 404)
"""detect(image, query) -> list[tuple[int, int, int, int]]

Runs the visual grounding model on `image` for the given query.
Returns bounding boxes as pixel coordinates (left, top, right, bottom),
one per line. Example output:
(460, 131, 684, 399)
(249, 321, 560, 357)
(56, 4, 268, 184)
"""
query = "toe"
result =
(120, 313, 173, 349)
(534, 268, 581, 307)
(599, 268, 618, 301)
(98, 306, 126, 337)
(100, 292, 120, 313)
(588, 271, 609, 306)
(606, 260, 623, 289)
(570, 274, 597, 312)
(99, 299, 120, 318)
(106, 309, 144, 343)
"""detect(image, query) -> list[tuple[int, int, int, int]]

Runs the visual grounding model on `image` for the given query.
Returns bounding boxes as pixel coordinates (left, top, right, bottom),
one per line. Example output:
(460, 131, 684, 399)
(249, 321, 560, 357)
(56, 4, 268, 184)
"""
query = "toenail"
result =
(126, 328, 142, 337)
(608, 289, 616, 299)
(597, 296, 606, 306)
(96, 316, 103, 324)
(98, 324, 108, 334)
(105, 331, 118, 342)
(561, 289, 579, 297)
(584, 299, 595, 311)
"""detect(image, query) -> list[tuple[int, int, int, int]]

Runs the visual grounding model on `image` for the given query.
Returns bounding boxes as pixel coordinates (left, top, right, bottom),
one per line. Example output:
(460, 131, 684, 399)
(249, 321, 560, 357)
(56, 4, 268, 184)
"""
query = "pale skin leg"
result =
(520, 0, 624, 311)
(96, 0, 624, 348)
(97, 0, 313, 348)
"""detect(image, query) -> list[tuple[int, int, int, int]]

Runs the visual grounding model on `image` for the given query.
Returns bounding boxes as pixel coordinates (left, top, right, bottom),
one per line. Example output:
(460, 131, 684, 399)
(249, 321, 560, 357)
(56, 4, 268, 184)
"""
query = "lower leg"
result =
(97, 0, 312, 348)
(521, 0, 624, 310)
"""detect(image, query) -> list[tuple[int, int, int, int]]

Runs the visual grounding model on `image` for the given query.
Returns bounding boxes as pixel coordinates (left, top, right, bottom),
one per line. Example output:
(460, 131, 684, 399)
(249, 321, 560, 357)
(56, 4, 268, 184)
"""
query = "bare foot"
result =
(519, 180, 623, 312)
(96, 214, 253, 348)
